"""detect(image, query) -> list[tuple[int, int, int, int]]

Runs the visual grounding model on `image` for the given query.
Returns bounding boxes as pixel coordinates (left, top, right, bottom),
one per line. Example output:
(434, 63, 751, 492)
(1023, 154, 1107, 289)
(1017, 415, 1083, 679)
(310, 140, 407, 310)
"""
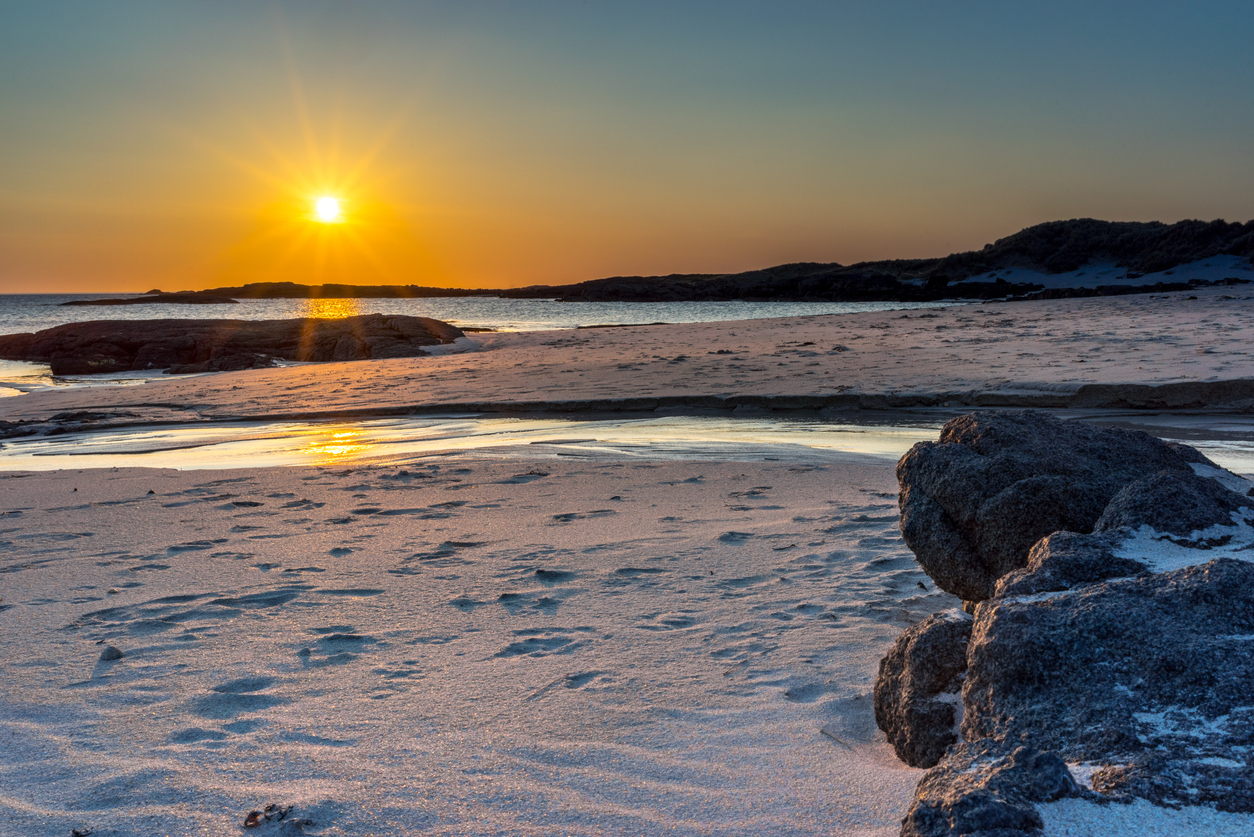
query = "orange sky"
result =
(2, 3, 1252, 293)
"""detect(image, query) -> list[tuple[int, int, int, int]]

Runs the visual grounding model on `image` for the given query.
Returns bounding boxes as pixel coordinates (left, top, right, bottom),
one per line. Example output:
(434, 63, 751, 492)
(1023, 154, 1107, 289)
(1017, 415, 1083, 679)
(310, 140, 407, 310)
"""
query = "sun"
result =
(314, 196, 342, 223)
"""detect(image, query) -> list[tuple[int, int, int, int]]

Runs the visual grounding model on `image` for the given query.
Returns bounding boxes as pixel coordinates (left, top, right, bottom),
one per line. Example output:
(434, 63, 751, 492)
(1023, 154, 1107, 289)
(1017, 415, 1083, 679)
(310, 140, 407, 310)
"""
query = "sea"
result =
(0, 293, 956, 396)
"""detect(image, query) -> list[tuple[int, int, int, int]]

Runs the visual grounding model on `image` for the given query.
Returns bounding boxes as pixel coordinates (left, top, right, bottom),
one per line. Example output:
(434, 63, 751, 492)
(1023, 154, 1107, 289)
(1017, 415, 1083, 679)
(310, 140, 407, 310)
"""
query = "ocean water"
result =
(0, 293, 956, 335)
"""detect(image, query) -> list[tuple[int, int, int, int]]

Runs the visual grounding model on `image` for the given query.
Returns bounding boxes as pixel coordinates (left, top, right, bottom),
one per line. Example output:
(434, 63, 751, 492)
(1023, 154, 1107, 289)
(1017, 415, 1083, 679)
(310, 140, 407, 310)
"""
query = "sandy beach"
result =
(1, 457, 956, 836)
(3, 293, 1254, 836)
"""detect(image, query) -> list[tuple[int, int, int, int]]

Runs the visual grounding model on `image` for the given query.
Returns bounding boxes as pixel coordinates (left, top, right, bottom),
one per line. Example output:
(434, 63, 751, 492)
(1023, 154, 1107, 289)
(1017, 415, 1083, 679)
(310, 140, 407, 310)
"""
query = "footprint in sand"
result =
(533, 568, 577, 582)
(714, 575, 771, 598)
(549, 510, 617, 524)
(497, 590, 563, 615)
(297, 630, 379, 668)
(402, 541, 486, 568)
(614, 566, 666, 576)
(169, 727, 229, 744)
(495, 627, 596, 658)
(191, 676, 289, 719)
(638, 611, 699, 631)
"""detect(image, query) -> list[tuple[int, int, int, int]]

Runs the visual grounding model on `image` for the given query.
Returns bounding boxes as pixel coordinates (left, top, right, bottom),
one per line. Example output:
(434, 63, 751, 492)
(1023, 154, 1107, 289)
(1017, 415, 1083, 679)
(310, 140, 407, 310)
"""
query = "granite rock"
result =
(964, 558, 1254, 811)
(992, 531, 1146, 599)
(1094, 468, 1253, 537)
(887, 411, 1254, 833)
(0, 314, 464, 375)
(900, 741, 1083, 837)
(874, 610, 972, 768)
(896, 411, 1215, 601)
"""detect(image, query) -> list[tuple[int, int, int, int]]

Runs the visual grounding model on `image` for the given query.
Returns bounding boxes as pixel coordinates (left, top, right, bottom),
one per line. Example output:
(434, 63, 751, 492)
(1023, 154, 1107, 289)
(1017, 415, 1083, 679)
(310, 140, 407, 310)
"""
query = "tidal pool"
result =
(2, 411, 1253, 474)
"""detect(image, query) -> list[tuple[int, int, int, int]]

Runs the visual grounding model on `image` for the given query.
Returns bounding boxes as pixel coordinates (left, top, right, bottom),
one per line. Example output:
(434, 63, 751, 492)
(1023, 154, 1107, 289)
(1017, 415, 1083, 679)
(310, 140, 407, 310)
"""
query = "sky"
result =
(1, 1, 1252, 293)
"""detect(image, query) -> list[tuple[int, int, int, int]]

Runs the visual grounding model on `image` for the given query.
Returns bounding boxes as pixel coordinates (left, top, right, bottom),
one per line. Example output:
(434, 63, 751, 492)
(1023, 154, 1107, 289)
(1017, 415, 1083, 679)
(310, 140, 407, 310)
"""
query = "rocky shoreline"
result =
(118, 218, 1253, 305)
(60, 290, 241, 306)
(0, 314, 463, 375)
(877, 411, 1254, 834)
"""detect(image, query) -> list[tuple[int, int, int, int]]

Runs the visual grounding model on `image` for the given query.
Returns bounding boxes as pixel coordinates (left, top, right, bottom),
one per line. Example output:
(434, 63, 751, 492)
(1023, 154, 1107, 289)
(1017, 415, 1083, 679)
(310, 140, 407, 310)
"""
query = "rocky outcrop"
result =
(874, 610, 972, 768)
(166, 219, 1254, 304)
(900, 741, 1084, 837)
(1093, 468, 1253, 535)
(935, 217, 1254, 278)
(964, 558, 1254, 811)
(0, 314, 463, 375)
(879, 410, 1254, 835)
(991, 531, 1142, 599)
(895, 410, 1213, 602)
(60, 291, 239, 306)
(502, 219, 1254, 301)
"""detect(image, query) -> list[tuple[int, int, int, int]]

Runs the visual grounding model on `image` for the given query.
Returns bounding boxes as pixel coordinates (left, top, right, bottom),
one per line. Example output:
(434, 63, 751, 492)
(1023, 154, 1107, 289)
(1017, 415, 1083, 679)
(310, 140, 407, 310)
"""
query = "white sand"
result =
(2, 287, 1253, 429)
(0, 458, 955, 835)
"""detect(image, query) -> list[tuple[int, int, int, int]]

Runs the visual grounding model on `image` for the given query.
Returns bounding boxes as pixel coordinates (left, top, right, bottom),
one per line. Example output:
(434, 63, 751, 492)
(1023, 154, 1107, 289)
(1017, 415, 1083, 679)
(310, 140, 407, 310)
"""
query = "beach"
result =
(3, 291, 1254, 836)
(1, 458, 952, 836)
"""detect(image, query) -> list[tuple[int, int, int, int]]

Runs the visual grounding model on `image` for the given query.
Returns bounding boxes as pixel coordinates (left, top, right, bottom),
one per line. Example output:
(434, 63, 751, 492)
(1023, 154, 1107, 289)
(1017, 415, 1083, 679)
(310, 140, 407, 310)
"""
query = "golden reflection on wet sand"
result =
(298, 426, 376, 464)
(3, 415, 1252, 474)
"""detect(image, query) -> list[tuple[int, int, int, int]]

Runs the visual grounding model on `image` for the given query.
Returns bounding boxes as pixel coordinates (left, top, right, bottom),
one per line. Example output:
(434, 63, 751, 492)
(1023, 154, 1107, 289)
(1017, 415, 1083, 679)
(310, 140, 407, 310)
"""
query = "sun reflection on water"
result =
(303, 298, 362, 319)
(298, 426, 376, 464)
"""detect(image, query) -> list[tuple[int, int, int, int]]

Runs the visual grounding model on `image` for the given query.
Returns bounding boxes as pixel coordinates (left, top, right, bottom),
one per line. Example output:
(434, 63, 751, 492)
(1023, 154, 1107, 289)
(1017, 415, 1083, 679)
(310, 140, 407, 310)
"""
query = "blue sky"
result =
(2, 1, 1251, 291)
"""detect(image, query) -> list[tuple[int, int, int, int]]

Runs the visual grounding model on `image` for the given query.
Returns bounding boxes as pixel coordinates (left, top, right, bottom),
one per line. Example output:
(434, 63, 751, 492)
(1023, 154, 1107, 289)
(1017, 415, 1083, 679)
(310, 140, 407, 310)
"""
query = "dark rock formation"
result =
(992, 531, 1144, 599)
(1018, 276, 1248, 301)
(874, 610, 972, 768)
(0, 314, 463, 375)
(497, 269, 1043, 303)
(157, 219, 1254, 304)
(964, 558, 1254, 811)
(900, 741, 1084, 837)
(60, 291, 239, 306)
(931, 217, 1254, 279)
(169, 281, 490, 300)
(895, 411, 1214, 602)
(1093, 468, 1253, 536)
(881, 411, 1254, 834)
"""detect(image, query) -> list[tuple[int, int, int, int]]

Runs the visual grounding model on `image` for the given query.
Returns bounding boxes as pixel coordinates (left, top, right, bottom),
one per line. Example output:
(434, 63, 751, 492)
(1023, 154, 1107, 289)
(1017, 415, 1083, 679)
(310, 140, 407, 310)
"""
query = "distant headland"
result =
(123, 217, 1253, 305)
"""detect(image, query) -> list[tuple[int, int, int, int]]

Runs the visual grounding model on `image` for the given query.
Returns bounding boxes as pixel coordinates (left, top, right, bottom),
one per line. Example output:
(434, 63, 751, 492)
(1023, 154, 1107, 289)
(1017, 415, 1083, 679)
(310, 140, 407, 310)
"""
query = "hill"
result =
(173, 218, 1254, 303)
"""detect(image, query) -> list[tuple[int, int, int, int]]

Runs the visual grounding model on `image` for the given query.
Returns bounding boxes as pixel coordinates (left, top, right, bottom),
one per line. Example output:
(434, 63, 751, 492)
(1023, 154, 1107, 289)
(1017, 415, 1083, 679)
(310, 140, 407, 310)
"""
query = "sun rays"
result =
(185, 24, 436, 289)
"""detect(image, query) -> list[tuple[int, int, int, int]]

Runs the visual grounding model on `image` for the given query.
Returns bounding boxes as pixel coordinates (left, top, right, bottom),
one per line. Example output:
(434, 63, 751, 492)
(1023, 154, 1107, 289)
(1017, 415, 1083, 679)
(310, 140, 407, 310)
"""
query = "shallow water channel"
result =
(2, 411, 1254, 474)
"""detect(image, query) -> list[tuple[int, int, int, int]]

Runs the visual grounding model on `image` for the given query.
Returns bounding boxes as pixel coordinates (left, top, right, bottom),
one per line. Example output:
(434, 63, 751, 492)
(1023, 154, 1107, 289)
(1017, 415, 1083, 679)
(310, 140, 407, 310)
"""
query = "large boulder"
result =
(874, 610, 972, 768)
(882, 411, 1254, 834)
(0, 314, 464, 375)
(896, 410, 1215, 601)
